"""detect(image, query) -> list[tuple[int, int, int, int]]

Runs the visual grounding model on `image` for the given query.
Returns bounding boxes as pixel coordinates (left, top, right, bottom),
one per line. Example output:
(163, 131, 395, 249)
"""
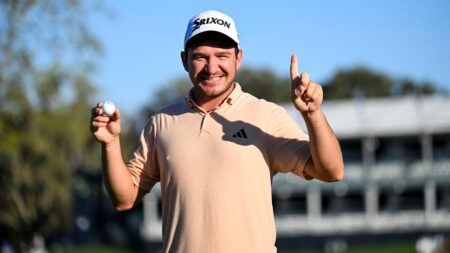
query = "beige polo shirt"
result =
(127, 83, 310, 253)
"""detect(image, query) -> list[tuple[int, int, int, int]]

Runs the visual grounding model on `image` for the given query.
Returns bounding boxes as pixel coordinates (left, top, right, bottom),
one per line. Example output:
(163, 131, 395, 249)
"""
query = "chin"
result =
(195, 86, 223, 98)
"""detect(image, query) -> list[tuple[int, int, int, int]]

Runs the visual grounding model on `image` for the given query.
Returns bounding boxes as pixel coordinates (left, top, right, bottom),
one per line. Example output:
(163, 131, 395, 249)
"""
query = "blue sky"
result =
(91, 0, 450, 114)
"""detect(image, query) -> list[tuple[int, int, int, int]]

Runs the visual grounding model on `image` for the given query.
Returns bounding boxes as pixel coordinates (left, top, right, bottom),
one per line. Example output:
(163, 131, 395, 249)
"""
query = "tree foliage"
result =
(322, 67, 392, 99)
(142, 77, 192, 117)
(237, 68, 290, 103)
(322, 67, 438, 100)
(0, 0, 111, 250)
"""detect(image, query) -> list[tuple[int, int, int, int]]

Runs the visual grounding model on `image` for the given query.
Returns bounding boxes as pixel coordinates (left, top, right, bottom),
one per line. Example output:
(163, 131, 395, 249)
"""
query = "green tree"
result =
(0, 0, 116, 251)
(142, 77, 192, 116)
(322, 67, 392, 99)
(237, 68, 290, 103)
(322, 67, 439, 100)
(396, 78, 437, 96)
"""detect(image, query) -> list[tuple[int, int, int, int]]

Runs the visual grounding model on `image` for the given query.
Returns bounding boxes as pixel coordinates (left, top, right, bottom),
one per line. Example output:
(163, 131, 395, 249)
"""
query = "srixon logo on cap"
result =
(192, 17, 231, 32)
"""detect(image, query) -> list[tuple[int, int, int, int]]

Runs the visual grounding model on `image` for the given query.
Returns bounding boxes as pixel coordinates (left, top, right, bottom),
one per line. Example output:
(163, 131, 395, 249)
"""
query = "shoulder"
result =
(155, 99, 187, 115)
(239, 90, 287, 115)
(231, 91, 297, 134)
(150, 99, 189, 121)
(141, 99, 189, 131)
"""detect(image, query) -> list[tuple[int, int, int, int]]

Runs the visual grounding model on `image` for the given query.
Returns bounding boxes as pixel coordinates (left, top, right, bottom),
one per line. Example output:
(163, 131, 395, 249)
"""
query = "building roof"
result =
(284, 95, 450, 139)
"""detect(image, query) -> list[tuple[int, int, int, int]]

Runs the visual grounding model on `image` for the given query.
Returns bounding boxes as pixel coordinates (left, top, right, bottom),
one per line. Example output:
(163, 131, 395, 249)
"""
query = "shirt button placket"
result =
(199, 112, 211, 136)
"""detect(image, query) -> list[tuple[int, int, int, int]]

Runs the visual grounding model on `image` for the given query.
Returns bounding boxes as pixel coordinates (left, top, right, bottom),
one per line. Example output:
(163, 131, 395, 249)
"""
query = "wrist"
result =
(103, 136, 120, 150)
(301, 109, 323, 120)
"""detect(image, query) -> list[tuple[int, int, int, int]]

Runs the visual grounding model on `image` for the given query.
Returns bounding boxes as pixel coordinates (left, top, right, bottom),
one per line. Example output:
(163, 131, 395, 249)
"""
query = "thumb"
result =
(299, 72, 309, 93)
(111, 107, 121, 121)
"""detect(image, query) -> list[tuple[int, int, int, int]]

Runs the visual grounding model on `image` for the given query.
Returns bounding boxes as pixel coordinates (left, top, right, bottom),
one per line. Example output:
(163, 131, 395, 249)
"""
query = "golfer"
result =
(90, 10, 344, 253)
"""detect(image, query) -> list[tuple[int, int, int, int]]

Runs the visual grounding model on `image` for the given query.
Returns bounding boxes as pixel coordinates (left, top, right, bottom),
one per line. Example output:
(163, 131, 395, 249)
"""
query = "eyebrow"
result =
(190, 49, 233, 58)
(216, 51, 233, 56)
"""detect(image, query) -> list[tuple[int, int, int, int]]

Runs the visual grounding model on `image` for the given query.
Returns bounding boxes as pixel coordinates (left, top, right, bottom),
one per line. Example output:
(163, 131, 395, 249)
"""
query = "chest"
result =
(155, 112, 271, 190)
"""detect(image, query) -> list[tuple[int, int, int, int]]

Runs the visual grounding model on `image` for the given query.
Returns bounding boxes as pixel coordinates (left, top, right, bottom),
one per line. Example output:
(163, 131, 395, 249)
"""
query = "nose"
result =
(204, 56, 220, 75)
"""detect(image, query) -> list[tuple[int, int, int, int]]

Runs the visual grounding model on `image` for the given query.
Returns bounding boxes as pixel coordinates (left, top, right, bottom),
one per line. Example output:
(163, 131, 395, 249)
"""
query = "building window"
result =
(340, 139, 363, 164)
(433, 134, 450, 161)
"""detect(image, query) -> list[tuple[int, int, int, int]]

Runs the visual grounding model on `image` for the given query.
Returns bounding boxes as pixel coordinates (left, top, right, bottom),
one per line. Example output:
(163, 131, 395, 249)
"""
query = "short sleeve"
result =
(126, 117, 160, 192)
(265, 106, 311, 178)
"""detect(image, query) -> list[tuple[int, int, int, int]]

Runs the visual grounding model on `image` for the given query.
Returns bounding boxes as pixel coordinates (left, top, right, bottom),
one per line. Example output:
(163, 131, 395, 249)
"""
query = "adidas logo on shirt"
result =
(232, 128, 247, 139)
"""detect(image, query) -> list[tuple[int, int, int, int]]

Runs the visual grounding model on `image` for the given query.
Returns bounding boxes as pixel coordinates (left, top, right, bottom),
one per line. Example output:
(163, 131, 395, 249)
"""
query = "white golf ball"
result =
(102, 101, 115, 116)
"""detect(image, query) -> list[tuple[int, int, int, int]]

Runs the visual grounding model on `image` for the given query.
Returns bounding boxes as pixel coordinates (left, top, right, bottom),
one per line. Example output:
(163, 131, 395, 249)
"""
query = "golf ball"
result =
(102, 101, 115, 116)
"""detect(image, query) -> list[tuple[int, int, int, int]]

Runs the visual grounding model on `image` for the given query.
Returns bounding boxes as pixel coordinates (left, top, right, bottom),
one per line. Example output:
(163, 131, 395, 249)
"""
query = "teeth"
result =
(203, 76, 221, 80)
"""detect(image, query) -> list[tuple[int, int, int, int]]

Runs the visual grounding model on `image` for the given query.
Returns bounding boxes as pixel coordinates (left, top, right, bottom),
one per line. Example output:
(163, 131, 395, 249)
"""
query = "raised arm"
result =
(90, 102, 145, 210)
(290, 54, 344, 182)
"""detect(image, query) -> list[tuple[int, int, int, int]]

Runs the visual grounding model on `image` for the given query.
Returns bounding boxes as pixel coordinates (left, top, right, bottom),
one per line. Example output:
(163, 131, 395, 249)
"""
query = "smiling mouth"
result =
(201, 76, 222, 81)
(199, 76, 224, 85)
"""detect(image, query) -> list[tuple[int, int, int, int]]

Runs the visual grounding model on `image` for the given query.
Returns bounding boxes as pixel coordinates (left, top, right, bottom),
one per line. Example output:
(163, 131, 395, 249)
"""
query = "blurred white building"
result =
(140, 95, 450, 241)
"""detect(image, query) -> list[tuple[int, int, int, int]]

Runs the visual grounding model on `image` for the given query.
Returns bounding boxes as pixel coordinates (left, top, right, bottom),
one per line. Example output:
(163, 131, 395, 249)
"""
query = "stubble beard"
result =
(197, 80, 234, 99)
(193, 72, 236, 103)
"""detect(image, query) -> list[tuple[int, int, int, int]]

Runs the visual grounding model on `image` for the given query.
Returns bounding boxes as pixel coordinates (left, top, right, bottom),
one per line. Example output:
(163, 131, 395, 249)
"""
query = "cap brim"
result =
(185, 31, 238, 50)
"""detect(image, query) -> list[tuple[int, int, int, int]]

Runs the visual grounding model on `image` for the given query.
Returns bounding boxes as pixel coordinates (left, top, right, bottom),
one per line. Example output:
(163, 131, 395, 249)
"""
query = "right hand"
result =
(90, 101, 121, 145)
(290, 54, 323, 115)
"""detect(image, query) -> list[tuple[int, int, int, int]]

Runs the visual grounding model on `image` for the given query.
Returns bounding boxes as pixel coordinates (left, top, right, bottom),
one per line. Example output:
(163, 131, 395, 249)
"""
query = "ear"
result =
(181, 51, 189, 72)
(236, 49, 243, 70)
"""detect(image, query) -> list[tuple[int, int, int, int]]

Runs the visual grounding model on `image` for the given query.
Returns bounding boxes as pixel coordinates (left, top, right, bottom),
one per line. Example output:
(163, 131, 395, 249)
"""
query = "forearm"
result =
(303, 110, 344, 181)
(102, 137, 139, 210)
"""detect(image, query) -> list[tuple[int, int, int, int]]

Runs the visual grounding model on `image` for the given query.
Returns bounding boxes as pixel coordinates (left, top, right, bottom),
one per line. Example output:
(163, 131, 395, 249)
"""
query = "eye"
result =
(217, 53, 231, 59)
(192, 55, 206, 61)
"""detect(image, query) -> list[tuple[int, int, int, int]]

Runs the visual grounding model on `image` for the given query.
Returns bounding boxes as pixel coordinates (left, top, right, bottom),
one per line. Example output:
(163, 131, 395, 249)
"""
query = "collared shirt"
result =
(127, 83, 310, 253)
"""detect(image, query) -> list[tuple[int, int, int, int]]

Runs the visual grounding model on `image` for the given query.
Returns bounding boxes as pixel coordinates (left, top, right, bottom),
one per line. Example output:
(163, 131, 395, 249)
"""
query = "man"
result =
(90, 10, 344, 253)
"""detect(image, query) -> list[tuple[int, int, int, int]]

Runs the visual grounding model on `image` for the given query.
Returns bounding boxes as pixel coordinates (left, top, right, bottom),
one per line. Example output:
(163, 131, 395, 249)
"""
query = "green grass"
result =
(343, 242, 416, 253)
(50, 241, 449, 253)
(280, 241, 418, 253)
(49, 245, 137, 253)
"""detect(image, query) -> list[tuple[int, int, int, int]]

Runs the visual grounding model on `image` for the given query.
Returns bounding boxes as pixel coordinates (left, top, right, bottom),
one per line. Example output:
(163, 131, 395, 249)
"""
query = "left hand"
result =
(290, 54, 323, 114)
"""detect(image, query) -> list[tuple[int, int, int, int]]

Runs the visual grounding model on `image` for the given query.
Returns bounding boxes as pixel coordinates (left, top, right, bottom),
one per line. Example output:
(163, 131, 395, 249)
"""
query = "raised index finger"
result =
(290, 54, 299, 81)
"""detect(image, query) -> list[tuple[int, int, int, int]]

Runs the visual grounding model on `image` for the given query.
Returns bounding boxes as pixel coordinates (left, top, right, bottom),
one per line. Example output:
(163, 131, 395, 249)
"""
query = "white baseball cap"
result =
(184, 10, 240, 49)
